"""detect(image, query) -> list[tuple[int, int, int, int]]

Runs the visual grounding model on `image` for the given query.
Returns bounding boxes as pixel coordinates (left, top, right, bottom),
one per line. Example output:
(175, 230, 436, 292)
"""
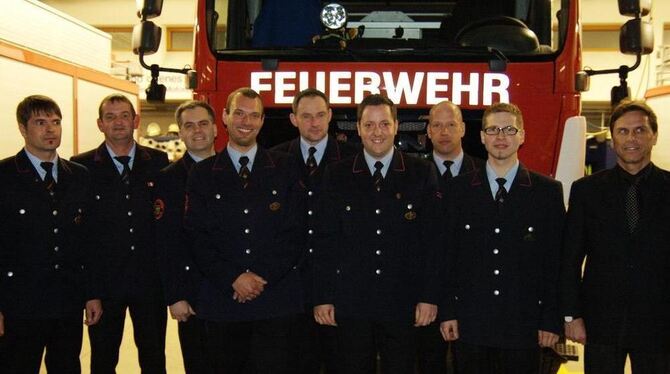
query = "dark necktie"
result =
(114, 156, 131, 185)
(625, 179, 640, 233)
(443, 160, 454, 180)
(306, 146, 318, 175)
(494, 177, 507, 204)
(373, 161, 384, 192)
(41, 161, 55, 192)
(239, 156, 251, 189)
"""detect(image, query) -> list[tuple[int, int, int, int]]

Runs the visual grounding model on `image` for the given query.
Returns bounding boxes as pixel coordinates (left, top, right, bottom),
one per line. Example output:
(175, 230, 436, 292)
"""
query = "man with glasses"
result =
(183, 88, 305, 373)
(439, 102, 564, 373)
(561, 101, 670, 373)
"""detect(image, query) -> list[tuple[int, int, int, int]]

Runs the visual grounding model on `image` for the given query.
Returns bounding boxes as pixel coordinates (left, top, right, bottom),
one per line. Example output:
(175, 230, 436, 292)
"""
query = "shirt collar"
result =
(187, 151, 205, 163)
(432, 150, 464, 177)
(226, 144, 258, 173)
(24, 148, 59, 182)
(106, 142, 137, 174)
(486, 160, 519, 199)
(363, 148, 394, 177)
(300, 135, 328, 165)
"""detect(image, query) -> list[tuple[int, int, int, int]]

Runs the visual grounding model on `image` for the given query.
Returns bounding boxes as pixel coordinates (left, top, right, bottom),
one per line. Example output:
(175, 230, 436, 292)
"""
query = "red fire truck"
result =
(133, 0, 653, 190)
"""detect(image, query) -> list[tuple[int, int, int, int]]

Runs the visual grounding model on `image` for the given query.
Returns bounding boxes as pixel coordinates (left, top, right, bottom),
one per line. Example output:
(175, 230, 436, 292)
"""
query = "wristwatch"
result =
(564, 316, 574, 322)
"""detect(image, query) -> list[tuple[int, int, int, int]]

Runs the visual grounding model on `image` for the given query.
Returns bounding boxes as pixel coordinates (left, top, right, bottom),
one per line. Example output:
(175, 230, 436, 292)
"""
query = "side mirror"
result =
(618, 0, 651, 17)
(136, 0, 164, 19)
(575, 71, 590, 92)
(186, 70, 198, 89)
(132, 21, 162, 55)
(620, 19, 654, 55)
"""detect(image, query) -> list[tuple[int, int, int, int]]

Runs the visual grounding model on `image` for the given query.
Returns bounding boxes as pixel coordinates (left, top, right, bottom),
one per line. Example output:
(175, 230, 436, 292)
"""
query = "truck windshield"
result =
(207, 0, 569, 59)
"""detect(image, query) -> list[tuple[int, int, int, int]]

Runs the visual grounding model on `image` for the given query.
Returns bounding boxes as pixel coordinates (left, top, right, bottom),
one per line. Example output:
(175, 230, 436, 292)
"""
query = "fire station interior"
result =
(2, 0, 670, 373)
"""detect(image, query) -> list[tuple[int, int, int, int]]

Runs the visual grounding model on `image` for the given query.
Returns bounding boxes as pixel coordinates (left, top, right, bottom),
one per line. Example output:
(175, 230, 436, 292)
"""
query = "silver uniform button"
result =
(215, 194, 221, 199)
(494, 290, 500, 295)
(272, 190, 278, 195)
(538, 300, 543, 305)
(493, 249, 499, 254)
(243, 208, 249, 214)
(407, 204, 413, 209)
(7, 271, 13, 277)
(528, 226, 534, 232)
(308, 248, 314, 253)
(308, 191, 313, 196)
(376, 229, 382, 235)
(53, 228, 59, 234)
(19, 209, 26, 214)
(54, 246, 59, 252)
(245, 249, 251, 254)
(52, 210, 58, 216)
(307, 210, 313, 215)
(494, 269, 500, 275)
(54, 264, 60, 270)
(244, 228, 250, 234)
(185, 266, 190, 271)
(494, 228, 500, 234)
(375, 209, 381, 215)
(127, 211, 133, 216)
(375, 250, 381, 255)
(125, 194, 131, 200)
(129, 228, 134, 233)
(95, 195, 101, 200)
(130, 245, 135, 251)
(375, 269, 382, 275)
(465, 224, 470, 230)
(308, 229, 313, 235)
(345, 206, 351, 211)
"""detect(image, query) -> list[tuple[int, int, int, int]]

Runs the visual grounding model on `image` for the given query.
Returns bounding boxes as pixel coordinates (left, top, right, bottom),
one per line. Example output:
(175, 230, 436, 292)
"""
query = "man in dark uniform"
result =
(0, 95, 102, 373)
(272, 88, 357, 374)
(561, 101, 670, 373)
(184, 88, 305, 373)
(427, 100, 484, 185)
(421, 100, 484, 374)
(439, 102, 564, 373)
(72, 94, 169, 374)
(313, 94, 442, 374)
(154, 101, 217, 373)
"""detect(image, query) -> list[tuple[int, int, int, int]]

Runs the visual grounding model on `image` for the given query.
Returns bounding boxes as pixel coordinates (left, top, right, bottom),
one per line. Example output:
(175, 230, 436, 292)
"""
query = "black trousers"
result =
(585, 343, 670, 374)
(452, 340, 541, 374)
(178, 317, 208, 374)
(202, 314, 303, 374)
(0, 314, 82, 374)
(88, 298, 167, 374)
(416, 322, 449, 374)
(337, 318, 418, 374)
(292, 312, 338, 374)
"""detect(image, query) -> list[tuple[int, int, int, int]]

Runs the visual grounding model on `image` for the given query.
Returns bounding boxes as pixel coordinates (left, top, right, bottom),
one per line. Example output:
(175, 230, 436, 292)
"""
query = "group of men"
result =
(0, 87, 667, 374)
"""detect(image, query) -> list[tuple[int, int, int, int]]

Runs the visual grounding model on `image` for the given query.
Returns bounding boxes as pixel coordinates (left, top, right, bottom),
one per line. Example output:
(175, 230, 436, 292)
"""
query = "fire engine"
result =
(132, 0, 653, 192)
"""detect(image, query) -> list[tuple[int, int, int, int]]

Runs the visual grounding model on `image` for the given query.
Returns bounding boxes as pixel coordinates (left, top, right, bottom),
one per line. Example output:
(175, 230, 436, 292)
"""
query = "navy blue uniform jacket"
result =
(72, 143, 169, 301)
(184, 148, 305, 322)
(441, 164, 564, 349)
(0, 150, 95, 318)
(313, 150, 442, 322)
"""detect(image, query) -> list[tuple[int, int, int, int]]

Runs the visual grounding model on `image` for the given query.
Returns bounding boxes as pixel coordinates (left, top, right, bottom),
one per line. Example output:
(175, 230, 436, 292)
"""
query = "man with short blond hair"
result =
(440, 102, 564, 373)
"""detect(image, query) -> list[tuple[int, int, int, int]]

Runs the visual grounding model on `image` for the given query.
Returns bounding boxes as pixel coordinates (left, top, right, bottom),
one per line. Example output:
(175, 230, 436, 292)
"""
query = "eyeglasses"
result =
(483, 126, 521, 136)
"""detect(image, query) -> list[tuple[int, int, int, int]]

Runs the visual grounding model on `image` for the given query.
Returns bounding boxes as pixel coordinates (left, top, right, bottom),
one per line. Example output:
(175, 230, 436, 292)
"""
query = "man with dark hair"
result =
(313, 94, 442, 373)
(272, 88, 357, 373)
(154, 100, 217, 373)
(184, 87, 305, 373)
(0, 95, 102, 373)
(440, 102, 564, 373)
(561, 100, 670, 373)
(72, 93, 169, 373)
